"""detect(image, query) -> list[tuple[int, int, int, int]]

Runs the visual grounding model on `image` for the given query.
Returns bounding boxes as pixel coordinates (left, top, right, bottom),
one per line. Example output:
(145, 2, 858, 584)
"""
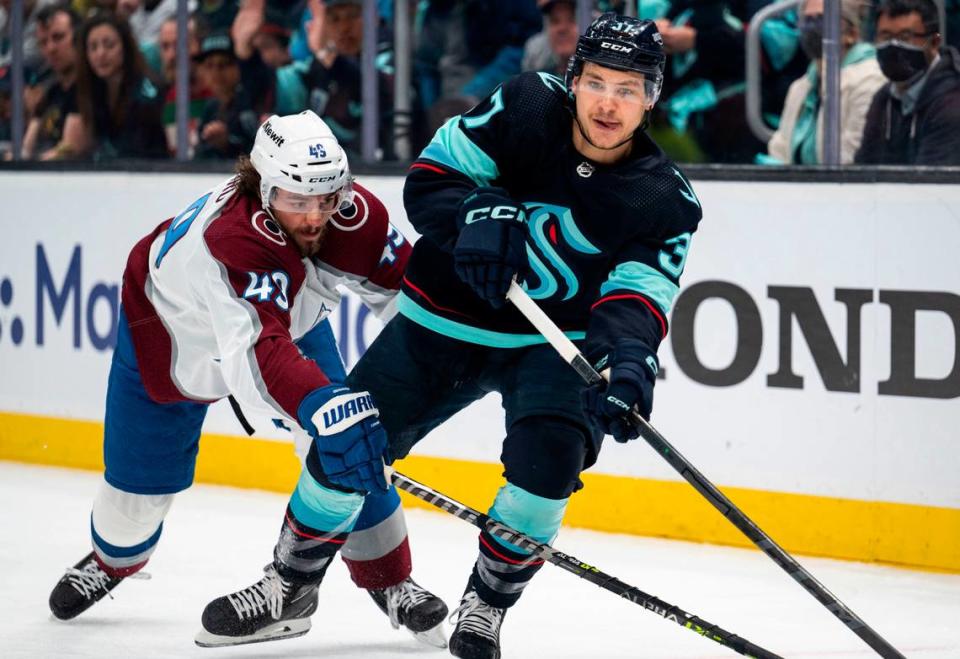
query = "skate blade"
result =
(409, 622, 448, 650)
(194, 618, 311, 648)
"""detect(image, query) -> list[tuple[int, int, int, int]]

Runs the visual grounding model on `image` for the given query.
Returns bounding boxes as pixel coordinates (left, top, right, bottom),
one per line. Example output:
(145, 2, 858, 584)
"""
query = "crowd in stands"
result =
(0, 0, 957, 165)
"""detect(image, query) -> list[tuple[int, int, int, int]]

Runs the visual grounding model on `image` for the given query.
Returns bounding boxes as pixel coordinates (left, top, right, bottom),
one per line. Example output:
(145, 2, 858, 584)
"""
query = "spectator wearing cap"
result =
(765, 0, 885, 164)
(194, 30, 266, 159)
(228, 0, 404, 157)
(855, 0, 960, 165)
(21, 3, 80, 159)
(295, 0, 396, 155)
(522, 0, 578, 76)
(58, 11, 166, 159)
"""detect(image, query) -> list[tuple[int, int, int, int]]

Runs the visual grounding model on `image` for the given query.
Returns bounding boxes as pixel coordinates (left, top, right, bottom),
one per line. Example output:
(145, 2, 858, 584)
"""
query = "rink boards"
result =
(0, 172, 957, 572)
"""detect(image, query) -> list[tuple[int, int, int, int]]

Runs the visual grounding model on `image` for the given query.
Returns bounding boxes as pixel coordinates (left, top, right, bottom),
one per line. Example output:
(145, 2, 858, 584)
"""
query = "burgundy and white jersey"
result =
(121, 177, 411, 425)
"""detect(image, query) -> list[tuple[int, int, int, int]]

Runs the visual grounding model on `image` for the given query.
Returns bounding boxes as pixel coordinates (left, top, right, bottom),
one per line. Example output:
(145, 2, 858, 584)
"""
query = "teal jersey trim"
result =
(488, 483, 568, 554)
(289, 469, 364, 533)
(462, 87, 504, 128)
(419, 116, 500, 186)
(601, 261, 680, 315)
(398, 292, 585, 347)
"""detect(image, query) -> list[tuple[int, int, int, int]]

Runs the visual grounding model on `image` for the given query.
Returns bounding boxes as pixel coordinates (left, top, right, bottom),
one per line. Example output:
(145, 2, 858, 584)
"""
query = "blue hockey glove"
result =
(298, 385, 388, 493)
(453, 187, 527, 309)
(580, 340, 659, 443)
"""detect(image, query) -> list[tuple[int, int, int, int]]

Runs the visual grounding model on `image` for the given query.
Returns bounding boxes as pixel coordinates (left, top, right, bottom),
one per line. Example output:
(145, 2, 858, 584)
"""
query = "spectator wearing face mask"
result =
(764, 0, 885, 164)
(855, 0, 960, 165)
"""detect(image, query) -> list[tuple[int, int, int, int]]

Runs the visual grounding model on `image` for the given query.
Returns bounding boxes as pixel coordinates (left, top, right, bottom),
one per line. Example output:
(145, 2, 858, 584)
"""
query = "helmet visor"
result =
(268, 183, 354, 214)
(574, 66, 661, 106)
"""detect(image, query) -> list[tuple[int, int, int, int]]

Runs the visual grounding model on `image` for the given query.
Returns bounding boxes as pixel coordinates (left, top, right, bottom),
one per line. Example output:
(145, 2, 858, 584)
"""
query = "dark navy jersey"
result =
(401, 71, 703, 358)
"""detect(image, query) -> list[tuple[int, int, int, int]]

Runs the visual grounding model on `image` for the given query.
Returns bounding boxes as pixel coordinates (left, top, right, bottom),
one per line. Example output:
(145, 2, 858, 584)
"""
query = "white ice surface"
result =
(2, 461, 956, 659)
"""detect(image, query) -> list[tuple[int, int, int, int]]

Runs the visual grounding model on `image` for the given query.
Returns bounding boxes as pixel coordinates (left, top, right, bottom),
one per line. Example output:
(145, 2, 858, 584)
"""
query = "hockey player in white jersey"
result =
(47, 110, 448, 647)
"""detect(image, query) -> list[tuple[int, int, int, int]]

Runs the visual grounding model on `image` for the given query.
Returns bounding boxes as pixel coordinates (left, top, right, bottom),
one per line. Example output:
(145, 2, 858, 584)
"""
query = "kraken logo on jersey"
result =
(521, 203, 601, 301)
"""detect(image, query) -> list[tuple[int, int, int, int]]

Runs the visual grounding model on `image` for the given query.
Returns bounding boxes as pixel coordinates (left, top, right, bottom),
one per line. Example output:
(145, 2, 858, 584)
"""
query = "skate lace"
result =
(383, 578, 431, 629)
(227, 568, 286, 621)
(64, 561, 149, 600)
(449, 591, 504, 643)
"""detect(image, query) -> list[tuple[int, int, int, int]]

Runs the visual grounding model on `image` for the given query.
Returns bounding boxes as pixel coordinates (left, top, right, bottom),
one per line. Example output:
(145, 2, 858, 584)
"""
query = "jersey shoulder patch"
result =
(647, 162, 702, 237)
(315, 182, 391, 276)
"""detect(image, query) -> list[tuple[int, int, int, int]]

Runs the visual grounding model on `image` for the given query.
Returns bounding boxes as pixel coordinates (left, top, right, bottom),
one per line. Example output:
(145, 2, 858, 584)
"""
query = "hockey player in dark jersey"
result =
(214, 13, 702, 659)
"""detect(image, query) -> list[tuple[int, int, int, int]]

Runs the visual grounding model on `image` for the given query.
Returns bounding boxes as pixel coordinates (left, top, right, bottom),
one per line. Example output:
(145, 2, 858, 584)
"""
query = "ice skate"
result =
(448, 587, 507, 659)
(49, 551, 130, 620)
(368, 576, 449, 648)
(195, 565, 318, 648)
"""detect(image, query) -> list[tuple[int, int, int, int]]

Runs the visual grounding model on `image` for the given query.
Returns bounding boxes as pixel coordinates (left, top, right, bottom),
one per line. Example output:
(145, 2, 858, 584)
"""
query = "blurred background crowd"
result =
(0, 0, 958, 165)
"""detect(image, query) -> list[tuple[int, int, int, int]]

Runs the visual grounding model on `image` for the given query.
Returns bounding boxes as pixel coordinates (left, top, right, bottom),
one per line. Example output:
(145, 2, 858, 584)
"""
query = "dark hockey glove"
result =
(299, 385, 388, 493)
(580, 339, 659, 443)
(453, 187, 527, 309)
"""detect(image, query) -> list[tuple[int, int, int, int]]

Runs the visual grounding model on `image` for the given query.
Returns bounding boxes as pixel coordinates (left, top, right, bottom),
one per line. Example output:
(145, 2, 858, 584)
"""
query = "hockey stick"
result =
(387, 468, 782, 659)
(505, 281, 905, 659)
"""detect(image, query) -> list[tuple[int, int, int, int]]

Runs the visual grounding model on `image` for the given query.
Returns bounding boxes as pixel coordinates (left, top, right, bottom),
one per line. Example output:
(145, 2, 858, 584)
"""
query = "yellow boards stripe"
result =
(1, 411, 957, 573)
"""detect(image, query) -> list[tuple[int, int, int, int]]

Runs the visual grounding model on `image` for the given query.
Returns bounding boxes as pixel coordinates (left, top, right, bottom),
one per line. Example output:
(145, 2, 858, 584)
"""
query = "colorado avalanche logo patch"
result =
(251, 210, 287, 246)
(330, 192, 369, 232)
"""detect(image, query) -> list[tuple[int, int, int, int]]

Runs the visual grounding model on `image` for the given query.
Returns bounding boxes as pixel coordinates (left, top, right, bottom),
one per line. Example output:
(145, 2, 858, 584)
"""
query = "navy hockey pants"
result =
(345, 314, 605, 607)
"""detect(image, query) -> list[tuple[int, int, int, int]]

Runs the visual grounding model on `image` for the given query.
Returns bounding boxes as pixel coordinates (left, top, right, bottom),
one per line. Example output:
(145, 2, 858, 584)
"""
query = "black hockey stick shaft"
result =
(505, 281, 904, 659)
(388, 468, 782, 659)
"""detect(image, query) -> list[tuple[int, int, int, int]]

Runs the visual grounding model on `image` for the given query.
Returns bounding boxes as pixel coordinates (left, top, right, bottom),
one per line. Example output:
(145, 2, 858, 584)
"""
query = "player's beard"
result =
(293, 224, 329, 257)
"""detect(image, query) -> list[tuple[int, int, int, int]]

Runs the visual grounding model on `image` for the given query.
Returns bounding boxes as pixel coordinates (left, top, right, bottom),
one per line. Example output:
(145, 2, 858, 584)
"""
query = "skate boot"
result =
(49, 552, 130, 620)
(448, 587, 507, 659)
(368, 576, 449, 648)
(195, 564, 319, 648)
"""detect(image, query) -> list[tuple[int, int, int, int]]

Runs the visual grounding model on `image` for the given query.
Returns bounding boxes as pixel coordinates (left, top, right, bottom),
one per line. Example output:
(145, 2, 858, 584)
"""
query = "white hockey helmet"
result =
(250, 110, 353, 213)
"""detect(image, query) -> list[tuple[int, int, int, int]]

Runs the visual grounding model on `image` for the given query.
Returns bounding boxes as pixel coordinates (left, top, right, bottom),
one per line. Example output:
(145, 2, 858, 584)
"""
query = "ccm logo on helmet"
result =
(601, 41, 633, 53)
(262, 121, 285, 147)
(308, 175, 337, 183)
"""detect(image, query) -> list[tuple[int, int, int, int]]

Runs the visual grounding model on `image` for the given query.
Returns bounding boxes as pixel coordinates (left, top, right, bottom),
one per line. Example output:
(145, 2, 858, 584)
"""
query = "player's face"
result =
(37, 12, 75, 75)
(270, 189, 342, 257)
(86, 24, 124, 82)
(572, 63, 650, 160)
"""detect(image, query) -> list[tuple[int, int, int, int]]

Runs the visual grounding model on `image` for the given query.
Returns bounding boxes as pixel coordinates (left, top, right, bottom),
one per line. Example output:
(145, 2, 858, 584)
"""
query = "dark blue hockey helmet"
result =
(565, 13, 666, 107)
